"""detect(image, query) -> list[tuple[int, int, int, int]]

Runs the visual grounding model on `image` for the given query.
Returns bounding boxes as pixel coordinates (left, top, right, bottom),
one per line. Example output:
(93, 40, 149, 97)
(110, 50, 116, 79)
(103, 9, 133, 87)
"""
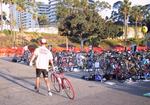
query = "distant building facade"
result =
(10, 4, 37, 29)
(48, 0, 60, 23)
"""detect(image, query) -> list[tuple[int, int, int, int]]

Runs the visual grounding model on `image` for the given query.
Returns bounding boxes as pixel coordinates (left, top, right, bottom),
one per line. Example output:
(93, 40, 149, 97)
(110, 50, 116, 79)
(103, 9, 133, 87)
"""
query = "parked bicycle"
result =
(50, 67, 75, 100)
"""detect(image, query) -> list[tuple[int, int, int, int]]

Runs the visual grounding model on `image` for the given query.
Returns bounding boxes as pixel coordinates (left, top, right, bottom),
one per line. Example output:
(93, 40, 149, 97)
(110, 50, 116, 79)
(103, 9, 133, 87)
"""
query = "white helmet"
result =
(40, 38, 47, 44)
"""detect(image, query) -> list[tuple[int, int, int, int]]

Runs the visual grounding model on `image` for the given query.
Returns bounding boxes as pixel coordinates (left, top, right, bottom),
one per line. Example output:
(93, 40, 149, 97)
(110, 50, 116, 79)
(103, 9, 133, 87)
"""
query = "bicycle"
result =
(50, 67, 75, 100)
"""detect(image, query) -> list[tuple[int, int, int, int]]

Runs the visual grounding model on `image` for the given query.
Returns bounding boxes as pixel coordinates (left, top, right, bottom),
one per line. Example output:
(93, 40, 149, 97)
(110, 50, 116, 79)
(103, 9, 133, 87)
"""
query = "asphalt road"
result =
(0, 57, 150, 105)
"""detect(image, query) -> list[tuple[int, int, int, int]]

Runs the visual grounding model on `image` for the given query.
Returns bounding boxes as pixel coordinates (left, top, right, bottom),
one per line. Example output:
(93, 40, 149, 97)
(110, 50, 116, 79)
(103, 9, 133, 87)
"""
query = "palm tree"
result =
(3, 0, 16, 46)
(120, 0, 131, 49)
(15, 0, 32, 45)
(38, 14, 49, 27)
(130, 5, 143, 39)
(30, 1, 40, 28)
(15, 0, 27, 31)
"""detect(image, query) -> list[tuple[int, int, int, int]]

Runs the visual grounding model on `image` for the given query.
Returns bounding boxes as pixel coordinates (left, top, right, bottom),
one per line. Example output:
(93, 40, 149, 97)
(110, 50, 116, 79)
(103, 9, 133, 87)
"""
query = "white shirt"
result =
(34, 46, 53, 71)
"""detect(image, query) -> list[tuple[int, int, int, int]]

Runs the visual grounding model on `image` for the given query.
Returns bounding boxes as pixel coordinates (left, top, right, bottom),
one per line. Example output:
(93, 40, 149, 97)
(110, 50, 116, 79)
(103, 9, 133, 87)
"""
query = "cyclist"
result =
(29, 38, 54, 96)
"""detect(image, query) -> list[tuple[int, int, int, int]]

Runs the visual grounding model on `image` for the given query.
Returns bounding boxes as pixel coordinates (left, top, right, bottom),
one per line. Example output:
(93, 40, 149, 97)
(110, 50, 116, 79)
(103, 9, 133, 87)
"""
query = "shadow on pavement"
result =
(0, 71, 43, 95)
(51, 89, 69, 99)
(0, 71, 70, 98)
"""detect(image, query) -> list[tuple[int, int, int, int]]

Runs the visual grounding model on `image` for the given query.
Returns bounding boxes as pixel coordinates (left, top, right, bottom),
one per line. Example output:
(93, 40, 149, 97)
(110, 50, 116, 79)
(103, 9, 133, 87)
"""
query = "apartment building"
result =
(19, 1, 56, 28)
(10, 0, 94, 29)
(48, 0, 60, 23)
(11, 4, 37, 29)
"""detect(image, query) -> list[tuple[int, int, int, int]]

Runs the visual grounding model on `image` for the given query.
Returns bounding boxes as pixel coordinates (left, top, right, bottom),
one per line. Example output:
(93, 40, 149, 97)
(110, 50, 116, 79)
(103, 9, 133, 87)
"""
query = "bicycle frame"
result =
(50, 70, 75, 100)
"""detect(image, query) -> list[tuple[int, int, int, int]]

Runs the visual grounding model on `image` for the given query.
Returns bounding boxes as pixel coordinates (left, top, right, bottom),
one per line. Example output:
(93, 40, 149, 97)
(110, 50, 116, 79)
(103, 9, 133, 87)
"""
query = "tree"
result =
(57, 0, 89, 50)
(30, 1, 41, 28)
(0, 0, 2, 31)
(58, 1, 103, 40)
(38, 14, 49, 27)
(58, 0, 121, 48)
(120, 0, 131, 48)
(95, 1, 111, 12)
(15, 0, 32, 45)
(2, 0, 16, 46)
(130, 5, 143, 39)
(104, 20, 123, 39)
(15, 0, 27, 31)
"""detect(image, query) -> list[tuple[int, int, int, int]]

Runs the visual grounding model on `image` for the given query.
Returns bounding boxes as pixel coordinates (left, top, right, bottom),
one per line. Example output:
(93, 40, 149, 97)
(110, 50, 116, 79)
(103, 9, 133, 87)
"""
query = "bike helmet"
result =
(40, 38, 47, 44)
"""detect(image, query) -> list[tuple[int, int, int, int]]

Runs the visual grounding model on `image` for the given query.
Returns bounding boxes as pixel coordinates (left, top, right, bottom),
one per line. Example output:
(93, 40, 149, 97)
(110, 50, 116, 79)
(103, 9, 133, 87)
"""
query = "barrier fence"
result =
(0, 46, 148, 57)
(0, 47, 24, 57)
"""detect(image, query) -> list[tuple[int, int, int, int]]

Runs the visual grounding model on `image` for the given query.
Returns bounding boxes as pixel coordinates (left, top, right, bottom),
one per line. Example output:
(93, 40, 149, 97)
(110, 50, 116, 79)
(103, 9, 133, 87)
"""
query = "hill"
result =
(0, 31, 146, 51)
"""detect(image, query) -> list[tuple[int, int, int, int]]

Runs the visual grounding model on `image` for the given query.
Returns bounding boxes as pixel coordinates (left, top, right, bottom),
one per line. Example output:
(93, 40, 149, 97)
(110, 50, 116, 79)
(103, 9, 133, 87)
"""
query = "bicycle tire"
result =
(62, 78, 75, 100)
(51, 73, 61, 92)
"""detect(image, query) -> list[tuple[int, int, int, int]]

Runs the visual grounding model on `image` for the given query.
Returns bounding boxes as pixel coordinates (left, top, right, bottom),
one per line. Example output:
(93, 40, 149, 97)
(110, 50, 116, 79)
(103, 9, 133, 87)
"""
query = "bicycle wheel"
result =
(62, 78, 75, 100)
(51, 73, 61, 92)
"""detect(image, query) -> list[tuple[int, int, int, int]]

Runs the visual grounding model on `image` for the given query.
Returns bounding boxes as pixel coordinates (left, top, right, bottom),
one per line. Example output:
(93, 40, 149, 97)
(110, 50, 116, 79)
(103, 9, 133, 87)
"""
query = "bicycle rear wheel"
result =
(51, 73, 61, 92)
(62, 78, 75, 100)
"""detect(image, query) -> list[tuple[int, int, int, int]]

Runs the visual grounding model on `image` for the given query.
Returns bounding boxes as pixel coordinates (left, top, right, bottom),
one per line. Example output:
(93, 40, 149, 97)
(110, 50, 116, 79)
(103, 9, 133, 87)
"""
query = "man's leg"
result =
(35, 69, 41, 92)
(35, 77, 40, 92)
(44, 77, 52, 96)
(43, 70, 52, 96)
(44, 77, 51, 91)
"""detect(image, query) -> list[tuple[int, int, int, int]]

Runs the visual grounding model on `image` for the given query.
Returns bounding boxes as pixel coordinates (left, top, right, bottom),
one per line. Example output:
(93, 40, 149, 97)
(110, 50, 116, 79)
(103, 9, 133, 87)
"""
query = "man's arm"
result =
(29, 54, 36, 66)
(29, 48, 38, 66)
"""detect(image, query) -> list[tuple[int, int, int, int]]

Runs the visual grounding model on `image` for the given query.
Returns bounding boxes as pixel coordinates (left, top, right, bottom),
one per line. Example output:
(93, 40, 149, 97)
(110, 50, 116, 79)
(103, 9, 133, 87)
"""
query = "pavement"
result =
(0, 57, 150, 105)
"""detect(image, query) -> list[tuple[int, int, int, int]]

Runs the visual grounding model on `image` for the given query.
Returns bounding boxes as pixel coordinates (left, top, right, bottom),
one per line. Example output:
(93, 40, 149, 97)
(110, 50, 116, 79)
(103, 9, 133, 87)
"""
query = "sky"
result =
(102, 0, 150, 6)
(2, 0, 150, 19)
(98, 0, 150, 18)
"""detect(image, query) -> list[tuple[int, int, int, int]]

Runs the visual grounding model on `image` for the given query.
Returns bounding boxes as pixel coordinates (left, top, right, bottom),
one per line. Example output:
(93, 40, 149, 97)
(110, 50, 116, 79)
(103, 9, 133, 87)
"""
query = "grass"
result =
(0, 31, 146, 49)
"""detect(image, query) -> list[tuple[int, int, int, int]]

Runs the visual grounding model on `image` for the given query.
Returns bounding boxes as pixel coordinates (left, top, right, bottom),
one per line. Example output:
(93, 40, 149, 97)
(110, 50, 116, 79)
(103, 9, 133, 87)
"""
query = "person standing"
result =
(30, 38, 54, 96)
(88, 45, 94, 60)
(87, 45, 94, 69)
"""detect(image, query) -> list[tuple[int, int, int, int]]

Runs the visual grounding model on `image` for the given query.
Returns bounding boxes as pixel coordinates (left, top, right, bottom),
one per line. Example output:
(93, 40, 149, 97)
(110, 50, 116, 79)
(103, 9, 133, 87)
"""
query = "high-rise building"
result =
(9, 0, 95, 29)
(10, 1, 50, 29)
(37, 2, 50, 26)
(21, 12, 37, 29)
(11, 4, 37, 29)
(48, 0, 60, 23)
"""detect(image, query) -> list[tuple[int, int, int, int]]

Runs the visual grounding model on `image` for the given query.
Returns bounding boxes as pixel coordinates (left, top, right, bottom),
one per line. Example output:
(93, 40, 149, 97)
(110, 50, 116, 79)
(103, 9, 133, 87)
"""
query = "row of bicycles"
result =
(50, 50, 150, 99)
(53, 50, 150, 82)
(12, 48, 150, 82)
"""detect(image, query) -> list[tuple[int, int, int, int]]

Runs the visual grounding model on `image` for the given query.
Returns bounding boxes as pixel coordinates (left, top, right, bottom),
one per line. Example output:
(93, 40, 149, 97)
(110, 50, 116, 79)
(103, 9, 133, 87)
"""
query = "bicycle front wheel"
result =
(51, 73, 61, 92)
(62, 78, 75, 100)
